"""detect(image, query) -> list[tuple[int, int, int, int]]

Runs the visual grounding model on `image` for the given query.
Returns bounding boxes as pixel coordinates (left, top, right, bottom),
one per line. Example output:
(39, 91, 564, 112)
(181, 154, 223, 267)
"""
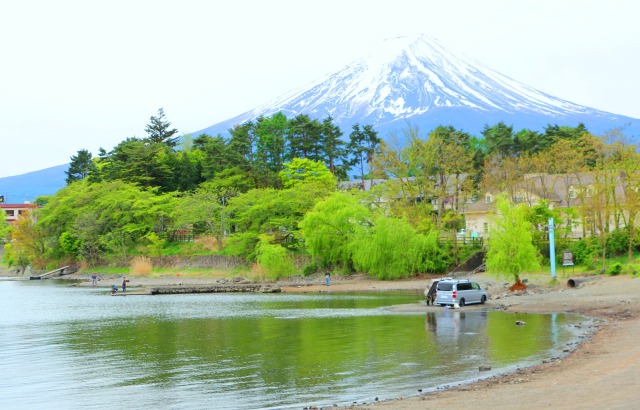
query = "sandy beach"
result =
(4, 267, 639, 408)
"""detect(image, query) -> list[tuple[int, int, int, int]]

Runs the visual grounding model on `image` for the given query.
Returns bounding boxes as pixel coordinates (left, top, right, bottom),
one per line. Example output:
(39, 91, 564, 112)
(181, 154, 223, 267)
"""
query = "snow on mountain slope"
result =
(195, 34, 637, 137)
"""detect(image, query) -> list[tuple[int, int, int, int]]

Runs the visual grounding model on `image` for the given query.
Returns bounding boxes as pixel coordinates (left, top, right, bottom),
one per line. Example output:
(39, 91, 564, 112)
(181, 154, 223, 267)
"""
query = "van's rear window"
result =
(437, 282, 453, 291)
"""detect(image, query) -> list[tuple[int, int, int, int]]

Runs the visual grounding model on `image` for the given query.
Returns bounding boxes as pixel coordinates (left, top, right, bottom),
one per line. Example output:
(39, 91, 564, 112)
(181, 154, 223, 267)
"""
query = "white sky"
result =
(1, 0, 638, 178)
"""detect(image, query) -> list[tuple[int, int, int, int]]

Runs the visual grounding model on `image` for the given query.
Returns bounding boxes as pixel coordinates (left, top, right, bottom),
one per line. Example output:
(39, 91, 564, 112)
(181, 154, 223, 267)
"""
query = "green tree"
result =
(226, 182, 332, 259)
(299, 192, 372, 272)
(228, 122, 260, 188)
(350, 215, 447, 279)
(194, 134, 230, 180)
(423, 126, 475, 227)
(145, 107, 179, 147)
(348, 123, 381, 188)
(0, 218, 11, 244)
(255, 234, 296, 279)
(36, 180, 176, 265)
(320, 116, 348, 179)
(98, 138, 174, 190)
(486, 194, 541, 286)
(287, 114, 323, 162)
(169, 149, 203, 192)
(65, 149, 96, 184)
(482, 121, 514, 158)
(279, 158, 336, 190)
(372, 127, 434, 224)
(254, 113, 289, 188)
(173, 188, 226, 248)
(5, 209, 46, 269)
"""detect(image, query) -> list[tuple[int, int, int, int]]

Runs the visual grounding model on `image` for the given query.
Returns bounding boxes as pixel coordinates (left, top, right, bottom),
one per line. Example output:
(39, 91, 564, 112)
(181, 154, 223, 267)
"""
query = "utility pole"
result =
(549, 218, 556, 279)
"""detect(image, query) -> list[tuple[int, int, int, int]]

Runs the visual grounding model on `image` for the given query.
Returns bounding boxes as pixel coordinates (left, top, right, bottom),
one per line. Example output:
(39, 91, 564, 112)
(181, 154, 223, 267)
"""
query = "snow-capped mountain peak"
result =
(195, 34, 636, 138)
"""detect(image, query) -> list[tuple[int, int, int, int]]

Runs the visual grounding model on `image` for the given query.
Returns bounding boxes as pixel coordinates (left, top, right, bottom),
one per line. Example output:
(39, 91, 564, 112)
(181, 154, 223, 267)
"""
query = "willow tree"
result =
(255, 234, 296, 280)
(486, 195, 541, 288)
(298, 192, 371, 272)
(349, 215, 448, 279)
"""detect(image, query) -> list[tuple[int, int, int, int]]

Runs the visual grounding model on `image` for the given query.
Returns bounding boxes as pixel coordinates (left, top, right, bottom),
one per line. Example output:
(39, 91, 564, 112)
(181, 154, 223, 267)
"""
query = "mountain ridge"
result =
(194, 34, 637, 138)
(0, 164, 68, 204)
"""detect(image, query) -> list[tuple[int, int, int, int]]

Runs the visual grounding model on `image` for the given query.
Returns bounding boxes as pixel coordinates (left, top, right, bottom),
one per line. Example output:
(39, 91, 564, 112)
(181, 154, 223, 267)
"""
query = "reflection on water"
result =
(426, 310, 488, 339)
(0, 280, 594, 409)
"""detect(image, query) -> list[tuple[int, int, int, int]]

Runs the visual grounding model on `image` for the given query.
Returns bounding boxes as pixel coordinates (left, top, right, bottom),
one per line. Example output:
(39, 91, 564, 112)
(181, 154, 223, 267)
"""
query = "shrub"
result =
(605, 262, 623, 276)
(302, 261, 321, 276)
(606, 229, 630, 257)
(622, 263, 640, 277)
(255, 235, 296, 280)
(570, 237, 600, 268)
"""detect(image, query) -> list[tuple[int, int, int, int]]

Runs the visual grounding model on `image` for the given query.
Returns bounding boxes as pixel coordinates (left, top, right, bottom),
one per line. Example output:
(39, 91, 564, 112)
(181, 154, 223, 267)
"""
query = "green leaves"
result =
(300, 193, 448, 278)
(256, 234, 296, 280)
(486, 194, 541, 282)
(279, 158, 336, 190)
(144, 108, 179, 147)
(299, 192, 370, 271)
(350, 216, 445, 279)
(65, 149, 95, 184)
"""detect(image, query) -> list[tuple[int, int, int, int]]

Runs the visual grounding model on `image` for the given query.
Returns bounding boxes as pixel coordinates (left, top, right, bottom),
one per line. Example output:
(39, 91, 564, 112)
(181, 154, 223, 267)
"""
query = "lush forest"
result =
(2, 108, 639, 280)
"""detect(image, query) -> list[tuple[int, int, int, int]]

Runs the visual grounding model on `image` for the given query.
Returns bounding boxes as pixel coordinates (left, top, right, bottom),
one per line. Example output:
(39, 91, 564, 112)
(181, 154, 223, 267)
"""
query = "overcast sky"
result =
(1, 0, 638, 178)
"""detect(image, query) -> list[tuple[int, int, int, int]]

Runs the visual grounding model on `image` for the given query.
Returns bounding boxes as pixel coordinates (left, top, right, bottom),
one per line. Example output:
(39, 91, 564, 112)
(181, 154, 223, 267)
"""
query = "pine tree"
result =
(65, 149, 96, 184)
(144, 108, 179, 147)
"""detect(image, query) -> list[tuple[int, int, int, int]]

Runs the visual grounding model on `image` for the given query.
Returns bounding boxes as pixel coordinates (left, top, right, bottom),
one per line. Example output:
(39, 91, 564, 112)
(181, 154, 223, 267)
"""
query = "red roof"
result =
(1, 203, 39, 209)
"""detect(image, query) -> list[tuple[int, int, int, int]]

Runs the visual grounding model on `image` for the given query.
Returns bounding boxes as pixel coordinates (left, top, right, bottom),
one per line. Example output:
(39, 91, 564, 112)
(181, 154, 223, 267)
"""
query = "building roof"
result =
(1, 203, 38, 209)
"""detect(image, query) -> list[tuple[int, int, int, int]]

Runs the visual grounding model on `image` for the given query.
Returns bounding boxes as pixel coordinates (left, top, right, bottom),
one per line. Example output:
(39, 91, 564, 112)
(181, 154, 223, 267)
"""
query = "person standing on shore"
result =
(325, 271, 331, 286)
(122, 277, 128, 293)
(91, 273, 97, 286)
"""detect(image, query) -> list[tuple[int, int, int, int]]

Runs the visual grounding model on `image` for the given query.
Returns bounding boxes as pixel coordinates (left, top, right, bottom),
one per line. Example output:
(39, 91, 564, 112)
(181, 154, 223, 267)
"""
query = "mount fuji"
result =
(195, 34, 638, 139)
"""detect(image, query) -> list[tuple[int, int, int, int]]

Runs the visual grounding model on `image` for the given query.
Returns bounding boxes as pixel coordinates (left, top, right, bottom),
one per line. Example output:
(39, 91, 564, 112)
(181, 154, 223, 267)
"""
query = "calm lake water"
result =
(0, 279, 593, 409)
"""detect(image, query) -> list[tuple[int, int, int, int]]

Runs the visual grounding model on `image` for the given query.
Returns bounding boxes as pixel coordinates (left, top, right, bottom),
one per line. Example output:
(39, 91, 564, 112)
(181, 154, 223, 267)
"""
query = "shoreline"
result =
(340, 274, 640, 409)
(4, 269, 639, 407)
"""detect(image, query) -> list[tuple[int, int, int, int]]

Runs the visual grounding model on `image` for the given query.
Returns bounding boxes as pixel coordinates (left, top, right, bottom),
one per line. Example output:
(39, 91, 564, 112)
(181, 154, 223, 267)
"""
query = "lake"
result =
(0, 279, 593, 409)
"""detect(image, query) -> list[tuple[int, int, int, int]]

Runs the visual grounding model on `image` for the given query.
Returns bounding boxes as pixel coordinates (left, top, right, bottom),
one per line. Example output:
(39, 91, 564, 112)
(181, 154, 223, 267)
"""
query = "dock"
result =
(30, 265, 77, 280)
(107, 283, 281, 295)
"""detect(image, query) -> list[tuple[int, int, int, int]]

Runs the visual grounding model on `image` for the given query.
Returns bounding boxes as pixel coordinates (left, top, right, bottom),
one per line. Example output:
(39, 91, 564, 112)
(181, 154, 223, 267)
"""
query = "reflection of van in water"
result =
(426, 310, 488, 339)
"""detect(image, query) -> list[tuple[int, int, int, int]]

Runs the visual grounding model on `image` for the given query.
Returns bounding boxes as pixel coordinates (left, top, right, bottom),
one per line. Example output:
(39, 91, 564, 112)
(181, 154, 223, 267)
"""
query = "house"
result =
(339, 174, 473, 212)
(2, 202, 39, 223)
(465, 172, 634, 239)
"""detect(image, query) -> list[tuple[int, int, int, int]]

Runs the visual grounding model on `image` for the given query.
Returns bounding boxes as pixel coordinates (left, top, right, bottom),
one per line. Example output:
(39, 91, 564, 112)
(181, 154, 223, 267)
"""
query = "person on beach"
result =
(91, 273, 97, 286)
(122, 277, 128, 292)
(111, 285, 118, 294)
(325, 271, 331, 286)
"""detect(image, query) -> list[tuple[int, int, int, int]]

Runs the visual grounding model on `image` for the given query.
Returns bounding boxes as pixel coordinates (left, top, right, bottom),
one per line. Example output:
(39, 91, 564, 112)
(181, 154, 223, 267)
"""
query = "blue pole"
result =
(549, 218, 556, 279)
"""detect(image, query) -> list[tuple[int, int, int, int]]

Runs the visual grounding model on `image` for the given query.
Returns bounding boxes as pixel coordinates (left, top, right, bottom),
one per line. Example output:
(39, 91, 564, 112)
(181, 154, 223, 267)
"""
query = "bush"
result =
(570, 237, 600, 268)
(255, 235, 296, 280)
(607, 229, 630, 257)
(302, 261, 321, 276)
(622, 263, 640, 277)
(605, 262, 623, 276)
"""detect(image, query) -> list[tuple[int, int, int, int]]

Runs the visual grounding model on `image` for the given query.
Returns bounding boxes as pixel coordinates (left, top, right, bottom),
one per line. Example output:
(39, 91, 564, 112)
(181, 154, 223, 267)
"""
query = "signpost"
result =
(562, 250, 574, 275)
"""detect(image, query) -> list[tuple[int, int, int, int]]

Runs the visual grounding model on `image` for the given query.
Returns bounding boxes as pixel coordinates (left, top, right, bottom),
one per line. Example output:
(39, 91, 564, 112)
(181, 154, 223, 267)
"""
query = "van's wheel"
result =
(481, 295, 487, 304)
(459, 298, 465, 307)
